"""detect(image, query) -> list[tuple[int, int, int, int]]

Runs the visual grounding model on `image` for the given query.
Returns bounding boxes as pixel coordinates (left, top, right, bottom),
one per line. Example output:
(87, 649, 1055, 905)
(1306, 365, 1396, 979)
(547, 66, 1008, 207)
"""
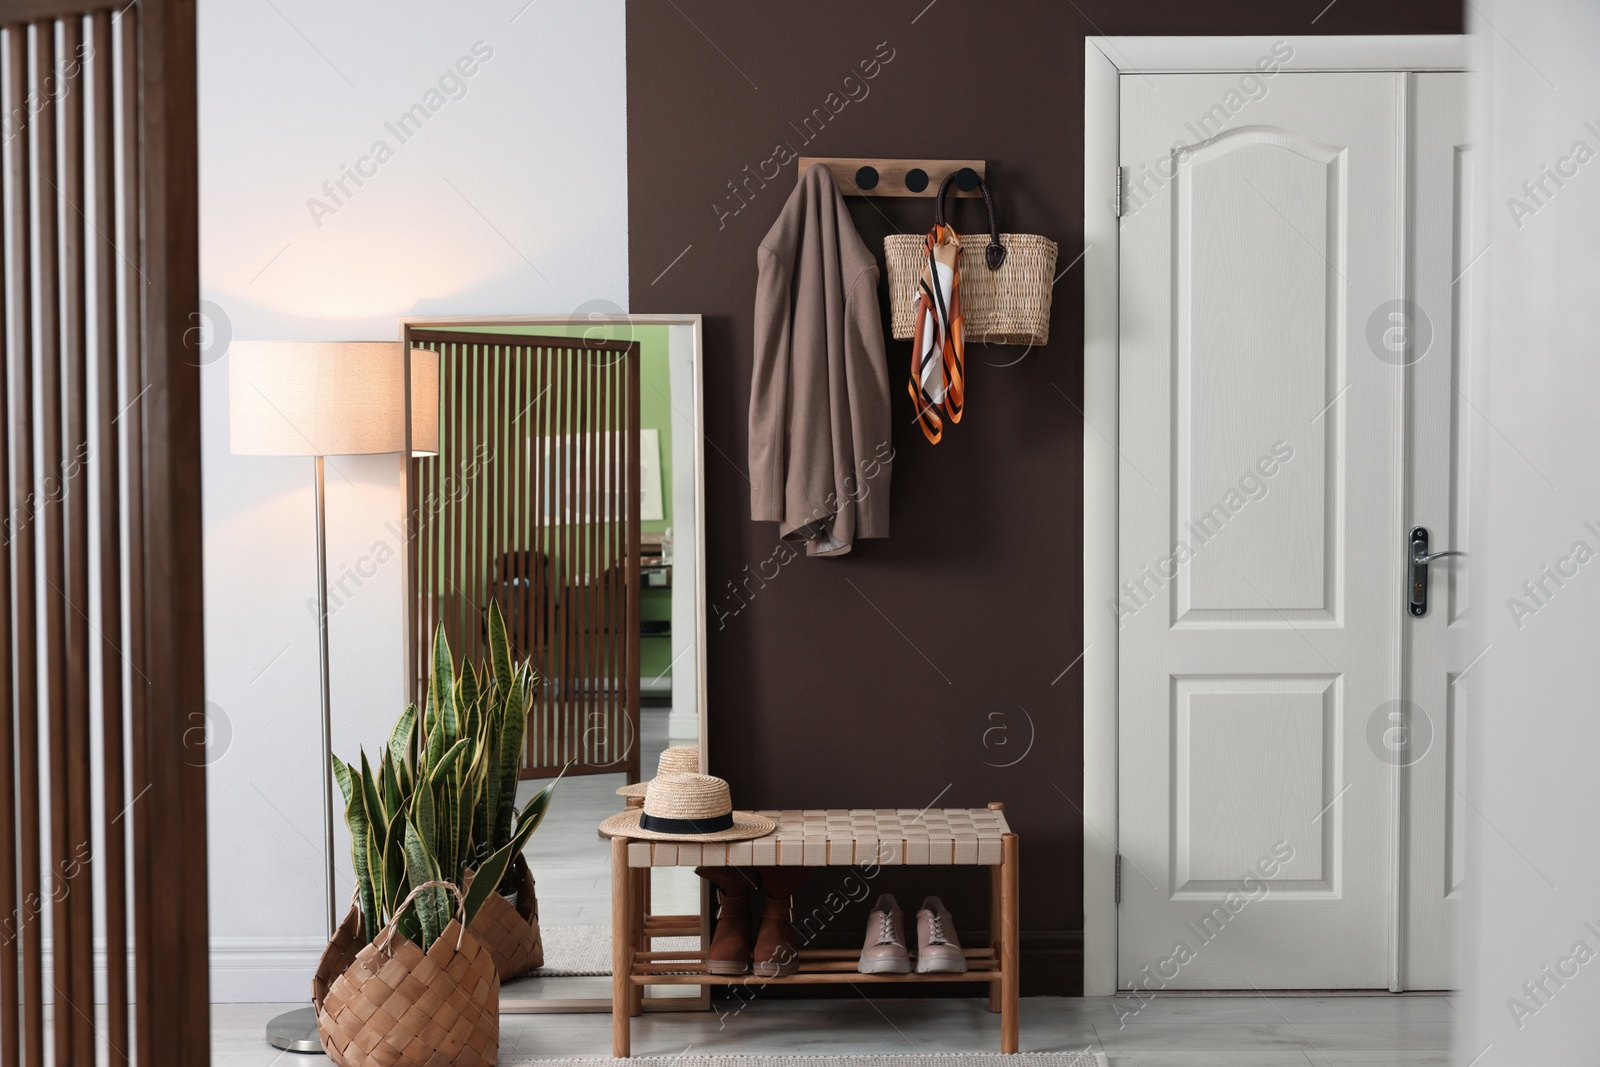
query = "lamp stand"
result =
(267, 454, 338, 1054)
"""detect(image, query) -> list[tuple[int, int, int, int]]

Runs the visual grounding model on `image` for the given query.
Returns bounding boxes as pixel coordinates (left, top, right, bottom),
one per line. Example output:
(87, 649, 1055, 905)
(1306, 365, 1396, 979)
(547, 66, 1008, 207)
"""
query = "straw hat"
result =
(598, 774, 774, 842)
(616, 744, 701, 797)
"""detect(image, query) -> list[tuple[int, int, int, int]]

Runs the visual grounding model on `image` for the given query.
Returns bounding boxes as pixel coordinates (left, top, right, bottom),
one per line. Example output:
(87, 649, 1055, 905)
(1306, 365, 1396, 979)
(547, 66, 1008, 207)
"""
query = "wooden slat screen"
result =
(0, 3, 208, 1065)
(408, 330, 641, 784)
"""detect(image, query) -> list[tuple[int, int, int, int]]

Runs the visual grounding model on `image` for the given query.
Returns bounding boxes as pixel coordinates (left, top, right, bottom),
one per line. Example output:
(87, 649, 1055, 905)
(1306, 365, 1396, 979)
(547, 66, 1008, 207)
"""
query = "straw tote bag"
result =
(313, 882, 499, 1067)
(468, 853, 544, 979)
(884, 174, 1058, 346)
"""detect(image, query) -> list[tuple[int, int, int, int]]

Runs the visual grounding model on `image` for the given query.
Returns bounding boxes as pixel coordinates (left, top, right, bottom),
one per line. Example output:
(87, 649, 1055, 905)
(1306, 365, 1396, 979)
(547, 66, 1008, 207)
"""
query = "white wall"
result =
(198, 0, 627, 1000)
(1463, 2, 1600, 1063)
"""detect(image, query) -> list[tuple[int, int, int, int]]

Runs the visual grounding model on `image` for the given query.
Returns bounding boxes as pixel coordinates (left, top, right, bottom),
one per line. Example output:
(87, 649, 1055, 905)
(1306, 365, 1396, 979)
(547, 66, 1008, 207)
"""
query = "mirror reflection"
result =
(406, 317, 705, 1008)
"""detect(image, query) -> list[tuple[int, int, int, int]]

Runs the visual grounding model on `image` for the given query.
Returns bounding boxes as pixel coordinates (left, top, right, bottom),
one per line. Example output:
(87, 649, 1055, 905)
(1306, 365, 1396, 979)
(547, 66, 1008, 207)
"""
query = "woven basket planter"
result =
(884, 231, 1059, 346)
(468, 854, 544, 980)
(312, 885, 499, 1067)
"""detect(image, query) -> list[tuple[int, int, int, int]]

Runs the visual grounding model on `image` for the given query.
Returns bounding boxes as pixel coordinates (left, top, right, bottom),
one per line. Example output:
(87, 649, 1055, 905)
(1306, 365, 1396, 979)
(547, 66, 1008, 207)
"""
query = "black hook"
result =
(955, 167, 981, 192)
(903, 168, 929, 193)
(854, 166, 880, 190)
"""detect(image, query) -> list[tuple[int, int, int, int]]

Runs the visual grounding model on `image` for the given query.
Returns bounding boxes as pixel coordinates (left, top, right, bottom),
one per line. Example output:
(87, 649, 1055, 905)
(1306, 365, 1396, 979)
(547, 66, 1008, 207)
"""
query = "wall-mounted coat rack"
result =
(798, 157, 986, 198)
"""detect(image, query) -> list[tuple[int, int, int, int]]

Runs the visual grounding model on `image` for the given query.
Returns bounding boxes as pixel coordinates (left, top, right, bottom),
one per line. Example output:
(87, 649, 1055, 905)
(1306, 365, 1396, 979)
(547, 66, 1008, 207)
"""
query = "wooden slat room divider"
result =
(406, 330, 642, 784)
(0, 2, 208, 1064)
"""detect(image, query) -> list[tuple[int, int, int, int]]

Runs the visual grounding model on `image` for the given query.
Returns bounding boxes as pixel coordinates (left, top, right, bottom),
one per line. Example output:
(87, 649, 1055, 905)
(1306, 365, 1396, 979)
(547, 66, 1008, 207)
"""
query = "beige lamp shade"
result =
(408, 347, 439, 457)
(229, 341, 439, 457)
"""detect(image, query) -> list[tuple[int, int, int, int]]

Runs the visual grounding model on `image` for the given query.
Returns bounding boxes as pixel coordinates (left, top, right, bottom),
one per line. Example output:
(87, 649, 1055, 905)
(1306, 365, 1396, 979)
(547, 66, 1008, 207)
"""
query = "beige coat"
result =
(750, 164, 892, 556)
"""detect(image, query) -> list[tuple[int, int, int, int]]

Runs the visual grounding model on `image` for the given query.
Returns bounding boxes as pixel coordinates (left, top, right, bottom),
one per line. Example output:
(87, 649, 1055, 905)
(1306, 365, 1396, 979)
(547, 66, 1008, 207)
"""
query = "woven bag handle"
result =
(376, 879, 470, 953)
(934, 172, 1007, 271)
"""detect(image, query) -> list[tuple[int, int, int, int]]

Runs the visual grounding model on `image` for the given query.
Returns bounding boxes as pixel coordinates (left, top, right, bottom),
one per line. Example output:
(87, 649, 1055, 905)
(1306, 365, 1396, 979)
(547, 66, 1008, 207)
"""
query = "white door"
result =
(1116, 71, 1467, 990)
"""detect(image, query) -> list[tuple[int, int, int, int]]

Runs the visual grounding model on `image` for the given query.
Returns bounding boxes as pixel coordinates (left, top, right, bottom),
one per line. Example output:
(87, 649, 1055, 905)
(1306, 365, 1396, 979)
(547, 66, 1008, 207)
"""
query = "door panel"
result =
(1176, 131, 1341, 622)
(1118, 72, 1405, 989)
(1402, 71, 1471, 990)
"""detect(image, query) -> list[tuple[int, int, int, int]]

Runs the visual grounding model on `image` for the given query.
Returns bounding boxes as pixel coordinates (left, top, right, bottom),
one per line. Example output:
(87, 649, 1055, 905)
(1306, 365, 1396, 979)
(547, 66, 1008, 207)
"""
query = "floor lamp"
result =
(228, 342, 439, 1053)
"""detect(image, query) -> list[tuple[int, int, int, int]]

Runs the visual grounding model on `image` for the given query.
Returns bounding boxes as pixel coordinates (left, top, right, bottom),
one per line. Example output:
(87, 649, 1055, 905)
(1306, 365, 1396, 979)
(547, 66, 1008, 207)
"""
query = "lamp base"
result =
(266, 1005, 325, 1054)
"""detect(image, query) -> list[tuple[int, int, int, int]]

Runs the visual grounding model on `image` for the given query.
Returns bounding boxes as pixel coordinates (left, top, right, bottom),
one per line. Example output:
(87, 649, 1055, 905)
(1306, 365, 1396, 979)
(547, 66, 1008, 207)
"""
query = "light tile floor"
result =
(517, 705, 684, 928)
(212, 994, 1455, 1066)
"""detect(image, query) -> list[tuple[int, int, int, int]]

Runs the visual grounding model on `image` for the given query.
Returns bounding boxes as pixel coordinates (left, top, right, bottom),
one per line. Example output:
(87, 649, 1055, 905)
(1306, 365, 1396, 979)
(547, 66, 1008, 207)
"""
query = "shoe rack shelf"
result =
(628, 946, 1002, 984)
(607, 803, 1019, 1056)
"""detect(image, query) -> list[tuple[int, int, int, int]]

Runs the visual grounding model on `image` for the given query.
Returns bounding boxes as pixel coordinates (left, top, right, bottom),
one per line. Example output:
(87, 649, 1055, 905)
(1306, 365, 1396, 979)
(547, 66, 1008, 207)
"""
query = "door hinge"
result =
(1115, 854, 1122, 904)
(1114, 166, 1124, 218)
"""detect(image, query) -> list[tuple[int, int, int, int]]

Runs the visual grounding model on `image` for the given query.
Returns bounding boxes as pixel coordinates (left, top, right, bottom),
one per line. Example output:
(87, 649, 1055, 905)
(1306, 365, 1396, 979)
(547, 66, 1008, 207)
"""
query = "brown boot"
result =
(753, 895, 800, 977)
(696, 869, 755, 976)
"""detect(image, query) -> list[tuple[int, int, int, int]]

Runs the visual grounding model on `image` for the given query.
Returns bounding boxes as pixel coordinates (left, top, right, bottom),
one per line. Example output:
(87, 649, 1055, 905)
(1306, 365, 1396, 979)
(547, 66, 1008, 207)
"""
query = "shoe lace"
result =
(927, 913, 949, 945)
(875, 911, 899, 946)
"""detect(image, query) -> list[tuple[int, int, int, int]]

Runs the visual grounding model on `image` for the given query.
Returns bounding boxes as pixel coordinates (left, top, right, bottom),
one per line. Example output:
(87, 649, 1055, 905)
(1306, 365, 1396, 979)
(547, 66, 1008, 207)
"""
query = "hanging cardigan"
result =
(749, 164, 892, 557)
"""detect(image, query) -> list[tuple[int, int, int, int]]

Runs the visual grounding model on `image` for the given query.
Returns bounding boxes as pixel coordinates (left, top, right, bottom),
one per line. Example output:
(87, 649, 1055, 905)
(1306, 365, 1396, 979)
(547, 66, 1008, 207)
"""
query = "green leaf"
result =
(456, 762, 479, 871)
(461, 838, 517, 931)
(431, 625, 457, 749)
(428, 737, 472, 786)
(396, 753, 413, 801)
(488, 599, 515, 696)
(511, 775, 561, 851)
(388, 703, 417, 768)
(415, 775, 438, 861)
(463, 771, 563, 925)
(336, 759, 379, 943)
(470, 771, 566, 908)
(403, 820, 446, 949)
(358, 750, 384, 836)
(483, 705, 502, 853)
(380, 749, 401, 819)
(458, 661, 480, 729)
(495, 673, 531, 845)
(382, 806, 408, 920)
(332, 755, 355, 810)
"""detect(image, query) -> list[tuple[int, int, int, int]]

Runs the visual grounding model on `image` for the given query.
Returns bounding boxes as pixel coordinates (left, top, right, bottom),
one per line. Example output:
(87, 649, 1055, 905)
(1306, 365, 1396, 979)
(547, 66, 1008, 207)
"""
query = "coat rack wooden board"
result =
(798, 157, 987, 198)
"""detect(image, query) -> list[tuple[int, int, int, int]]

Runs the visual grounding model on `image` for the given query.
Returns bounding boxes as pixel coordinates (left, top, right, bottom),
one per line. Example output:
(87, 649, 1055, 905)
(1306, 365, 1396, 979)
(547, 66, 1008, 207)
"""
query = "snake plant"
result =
(332, 601, 559, 951)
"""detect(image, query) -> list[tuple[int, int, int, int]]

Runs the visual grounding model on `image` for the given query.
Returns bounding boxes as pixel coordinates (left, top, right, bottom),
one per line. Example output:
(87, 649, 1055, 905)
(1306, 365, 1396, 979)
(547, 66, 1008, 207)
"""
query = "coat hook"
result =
(798, 158, 986, 198)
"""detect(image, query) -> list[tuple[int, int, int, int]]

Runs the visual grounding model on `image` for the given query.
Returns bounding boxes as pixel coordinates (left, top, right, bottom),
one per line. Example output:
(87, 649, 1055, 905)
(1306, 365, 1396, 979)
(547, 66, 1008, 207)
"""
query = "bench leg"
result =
(611, 836, 632, 1057)
(1000, 832, 1019, 1053)
(630, 866, 646, 1016)
(988, 860, 1003, 1012)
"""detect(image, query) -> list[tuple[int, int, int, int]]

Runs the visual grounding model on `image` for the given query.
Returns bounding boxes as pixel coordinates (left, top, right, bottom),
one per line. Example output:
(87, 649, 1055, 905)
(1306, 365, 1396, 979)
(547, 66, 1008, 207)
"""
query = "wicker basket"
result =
(884, 174, 1057, 346)
(885, 232, 1058, 346)
(468, 854, 544, 979)
(312, 883, 499, 1067)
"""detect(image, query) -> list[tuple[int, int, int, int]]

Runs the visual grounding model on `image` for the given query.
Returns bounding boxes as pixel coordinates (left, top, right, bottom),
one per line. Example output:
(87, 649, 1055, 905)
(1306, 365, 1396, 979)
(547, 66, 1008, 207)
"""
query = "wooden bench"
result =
(608, 803, 1019, 1056)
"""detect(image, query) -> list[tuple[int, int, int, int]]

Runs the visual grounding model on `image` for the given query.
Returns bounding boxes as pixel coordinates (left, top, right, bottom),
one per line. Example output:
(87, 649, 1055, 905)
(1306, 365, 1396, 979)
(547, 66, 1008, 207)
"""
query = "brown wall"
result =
(626, 0, 1462, 993)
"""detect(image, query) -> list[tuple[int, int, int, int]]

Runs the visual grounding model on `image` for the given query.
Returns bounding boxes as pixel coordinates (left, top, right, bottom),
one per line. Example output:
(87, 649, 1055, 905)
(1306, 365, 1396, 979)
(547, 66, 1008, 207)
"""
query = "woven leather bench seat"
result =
(624, 806, 1012, 868)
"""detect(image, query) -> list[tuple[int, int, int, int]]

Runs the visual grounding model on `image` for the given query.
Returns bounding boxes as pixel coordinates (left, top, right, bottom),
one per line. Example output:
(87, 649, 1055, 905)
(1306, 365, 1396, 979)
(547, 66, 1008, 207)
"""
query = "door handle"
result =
(1408, 526, 1466, 617)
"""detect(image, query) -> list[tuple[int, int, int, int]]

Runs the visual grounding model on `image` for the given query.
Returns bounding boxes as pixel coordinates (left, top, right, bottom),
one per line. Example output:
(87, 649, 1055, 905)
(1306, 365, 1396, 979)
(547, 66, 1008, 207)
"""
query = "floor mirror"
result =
(400, 314, 708, 1011)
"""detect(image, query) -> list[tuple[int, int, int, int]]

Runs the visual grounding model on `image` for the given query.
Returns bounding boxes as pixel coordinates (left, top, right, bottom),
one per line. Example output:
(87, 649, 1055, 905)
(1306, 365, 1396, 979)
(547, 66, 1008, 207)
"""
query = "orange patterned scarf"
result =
(909, 223, 965, 444)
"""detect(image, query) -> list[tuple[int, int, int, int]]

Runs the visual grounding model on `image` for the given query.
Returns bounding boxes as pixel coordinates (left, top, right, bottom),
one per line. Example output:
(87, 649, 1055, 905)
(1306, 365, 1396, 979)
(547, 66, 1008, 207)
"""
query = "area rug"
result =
(533, 924, 700, 977)
(501, 1055, 1105, 1067)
